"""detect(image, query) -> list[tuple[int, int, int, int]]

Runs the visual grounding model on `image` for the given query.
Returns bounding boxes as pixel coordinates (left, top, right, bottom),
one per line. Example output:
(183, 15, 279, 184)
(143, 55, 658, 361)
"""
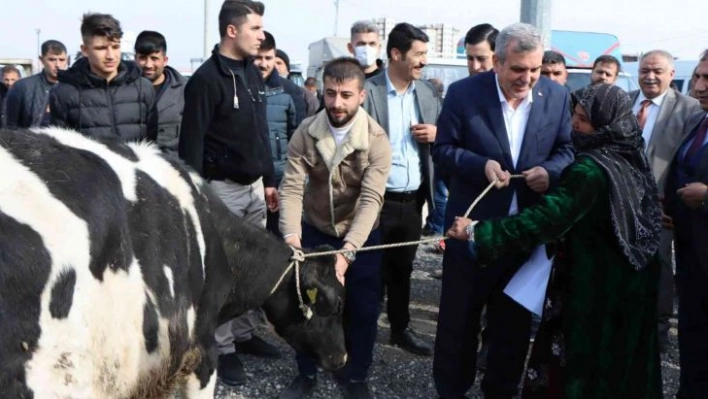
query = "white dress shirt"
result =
(495, 74, 533, 215)
(632, 90, 668, 147)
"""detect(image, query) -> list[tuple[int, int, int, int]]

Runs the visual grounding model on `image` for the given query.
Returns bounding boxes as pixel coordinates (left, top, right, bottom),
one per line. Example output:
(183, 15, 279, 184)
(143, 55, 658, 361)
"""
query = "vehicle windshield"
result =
(566, 71, 638, 93)
(421, 64, 468, 97)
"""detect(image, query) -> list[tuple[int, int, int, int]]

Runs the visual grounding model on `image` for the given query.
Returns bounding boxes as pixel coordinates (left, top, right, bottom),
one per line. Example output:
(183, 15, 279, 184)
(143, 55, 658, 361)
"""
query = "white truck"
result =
(0, 58, 35, 78)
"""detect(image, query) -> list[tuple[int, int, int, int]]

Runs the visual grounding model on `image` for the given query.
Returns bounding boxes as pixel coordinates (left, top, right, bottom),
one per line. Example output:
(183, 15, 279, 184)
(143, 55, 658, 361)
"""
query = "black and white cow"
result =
(0, 127, 346, 399)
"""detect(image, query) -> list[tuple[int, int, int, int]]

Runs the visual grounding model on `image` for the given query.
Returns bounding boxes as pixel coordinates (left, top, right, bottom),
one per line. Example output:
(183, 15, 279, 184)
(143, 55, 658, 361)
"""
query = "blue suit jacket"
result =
(432, 71, 574, 227)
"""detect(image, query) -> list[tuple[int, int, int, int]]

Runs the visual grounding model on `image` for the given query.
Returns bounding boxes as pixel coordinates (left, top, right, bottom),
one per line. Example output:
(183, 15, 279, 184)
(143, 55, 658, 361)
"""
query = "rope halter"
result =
(269, 246, 313, 320)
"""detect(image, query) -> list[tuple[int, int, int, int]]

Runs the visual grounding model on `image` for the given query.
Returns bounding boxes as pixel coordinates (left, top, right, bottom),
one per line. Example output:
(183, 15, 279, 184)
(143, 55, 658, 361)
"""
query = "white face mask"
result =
(354, 45, 379, 68)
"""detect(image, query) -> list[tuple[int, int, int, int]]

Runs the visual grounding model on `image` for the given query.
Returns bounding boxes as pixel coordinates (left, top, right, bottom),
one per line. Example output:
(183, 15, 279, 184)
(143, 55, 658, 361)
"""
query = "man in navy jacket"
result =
(432, 23, 573, 399)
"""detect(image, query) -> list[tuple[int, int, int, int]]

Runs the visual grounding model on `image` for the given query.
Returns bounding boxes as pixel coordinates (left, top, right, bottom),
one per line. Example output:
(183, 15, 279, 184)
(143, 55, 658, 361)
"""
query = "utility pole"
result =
(333, 0, 340, 36)
(203, 0, 210, 59)
(520, 0, 552, 49)
(35, 28, 41, 73)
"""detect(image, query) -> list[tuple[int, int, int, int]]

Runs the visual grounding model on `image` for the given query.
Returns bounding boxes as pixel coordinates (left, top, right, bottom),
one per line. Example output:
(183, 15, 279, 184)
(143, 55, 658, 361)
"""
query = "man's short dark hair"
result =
(2, 65, 21, 78)
(323, 57, 365, 89)
(41, 40, 67, 56)
(218, 0, 265, 38)
(464, 23, 498, 51)
(261, 31, 276, 52)
(592, 55, 621, 72)
(304, 77, 318, 88)
(81, 13, 123, 42)
(134, 31, 167, 56)
(386, 23, 429, 59)
(543, 50, 566, 66)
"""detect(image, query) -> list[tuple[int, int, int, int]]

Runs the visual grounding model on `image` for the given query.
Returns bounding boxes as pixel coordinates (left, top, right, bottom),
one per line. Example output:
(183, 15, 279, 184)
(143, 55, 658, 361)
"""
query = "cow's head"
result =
(261, 246, 346, 371)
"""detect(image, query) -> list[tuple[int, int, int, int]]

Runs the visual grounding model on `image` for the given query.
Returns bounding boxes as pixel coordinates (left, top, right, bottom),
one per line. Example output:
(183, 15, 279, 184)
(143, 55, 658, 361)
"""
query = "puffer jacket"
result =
(264, 72, 299, 184)
(5, 72, 55, 128)
(154, 66, 186, 156)
(0, 83, 7, 128)
(49, 58, 156, 142)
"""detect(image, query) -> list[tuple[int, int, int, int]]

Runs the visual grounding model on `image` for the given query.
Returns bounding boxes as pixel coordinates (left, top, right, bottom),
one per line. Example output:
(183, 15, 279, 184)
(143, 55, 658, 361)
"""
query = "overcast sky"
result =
(1, 0, 706, 72)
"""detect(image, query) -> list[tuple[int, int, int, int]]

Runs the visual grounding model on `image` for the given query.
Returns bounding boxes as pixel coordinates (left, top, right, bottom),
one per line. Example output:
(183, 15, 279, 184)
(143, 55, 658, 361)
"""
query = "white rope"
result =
(270, 247, 313, 320)
(270, 175, 525, 319)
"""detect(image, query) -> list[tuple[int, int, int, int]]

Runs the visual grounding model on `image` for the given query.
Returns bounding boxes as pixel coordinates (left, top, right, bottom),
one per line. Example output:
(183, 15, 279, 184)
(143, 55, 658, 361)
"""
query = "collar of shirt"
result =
(494, 73, 534, 108)
(635, 89, 668, 109)
(385, 69, 416, 96)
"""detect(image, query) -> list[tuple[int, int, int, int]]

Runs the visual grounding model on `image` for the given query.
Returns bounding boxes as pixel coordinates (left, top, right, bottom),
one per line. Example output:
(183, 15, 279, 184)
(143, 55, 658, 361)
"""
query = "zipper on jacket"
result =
(106, 81, 117, 136)
(229, 69, 239, 109)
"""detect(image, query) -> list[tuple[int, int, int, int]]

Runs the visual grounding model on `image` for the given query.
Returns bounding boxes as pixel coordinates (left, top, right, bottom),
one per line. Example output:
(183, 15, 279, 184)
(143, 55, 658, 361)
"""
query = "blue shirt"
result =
(385, 70, 422, 192)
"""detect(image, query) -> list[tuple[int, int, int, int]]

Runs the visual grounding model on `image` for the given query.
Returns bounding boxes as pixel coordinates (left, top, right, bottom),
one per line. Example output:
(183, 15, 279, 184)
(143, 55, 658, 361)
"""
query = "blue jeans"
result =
(425, 171, 448, 234)
(296, 223, 382, 381)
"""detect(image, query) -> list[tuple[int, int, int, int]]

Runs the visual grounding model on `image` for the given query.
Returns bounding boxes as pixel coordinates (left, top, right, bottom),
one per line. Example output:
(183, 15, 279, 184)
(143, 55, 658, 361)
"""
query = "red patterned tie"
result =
(636, 100, 652, 130)
(685, 117, 708, 160)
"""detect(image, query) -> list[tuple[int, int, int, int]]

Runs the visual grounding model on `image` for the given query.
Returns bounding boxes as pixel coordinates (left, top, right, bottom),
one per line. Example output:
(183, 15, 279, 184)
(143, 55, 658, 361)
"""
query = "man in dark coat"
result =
(49, 13, 155, 142)
(254, 31, 306, 236)
(6, 40, 68, 129)
(134, 30, 187, 155)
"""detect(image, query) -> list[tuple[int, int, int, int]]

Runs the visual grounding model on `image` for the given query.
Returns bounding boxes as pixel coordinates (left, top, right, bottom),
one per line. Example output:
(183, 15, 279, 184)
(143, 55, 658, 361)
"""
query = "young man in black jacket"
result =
(49, 13, 155, 142)
(178, 0, 279, 387)
(6, 40, 68, 129)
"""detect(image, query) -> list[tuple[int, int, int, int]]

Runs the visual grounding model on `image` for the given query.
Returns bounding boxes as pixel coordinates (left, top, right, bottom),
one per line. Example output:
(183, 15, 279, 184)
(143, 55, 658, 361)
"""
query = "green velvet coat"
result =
(475, 157, 661, 399)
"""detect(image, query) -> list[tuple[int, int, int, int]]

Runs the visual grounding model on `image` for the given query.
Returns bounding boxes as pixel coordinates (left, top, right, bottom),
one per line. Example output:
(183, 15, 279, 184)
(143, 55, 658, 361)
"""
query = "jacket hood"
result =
(59, 57, 142, 88)
(163, 65, 187, 87)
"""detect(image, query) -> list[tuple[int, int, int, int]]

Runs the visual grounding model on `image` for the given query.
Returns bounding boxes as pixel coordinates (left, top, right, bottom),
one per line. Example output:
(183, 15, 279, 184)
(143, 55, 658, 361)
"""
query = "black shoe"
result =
(421, 226, 434, 236)
(279, 374, 316, 399)
(390, 327, 433, 356)
(235, 335, 281, 358)
(217, 353, 247, 386)
(658, 332, 670, 354)
(344, 381, 373, 399)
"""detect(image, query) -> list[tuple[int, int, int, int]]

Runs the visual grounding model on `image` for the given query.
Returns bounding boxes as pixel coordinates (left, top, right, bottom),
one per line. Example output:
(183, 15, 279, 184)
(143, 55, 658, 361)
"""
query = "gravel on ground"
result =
(215, 238, 681, 399)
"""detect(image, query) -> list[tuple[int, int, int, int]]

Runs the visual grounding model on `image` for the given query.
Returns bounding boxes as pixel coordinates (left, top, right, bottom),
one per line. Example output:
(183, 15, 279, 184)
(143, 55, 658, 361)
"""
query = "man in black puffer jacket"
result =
(49, 13, 155, 142)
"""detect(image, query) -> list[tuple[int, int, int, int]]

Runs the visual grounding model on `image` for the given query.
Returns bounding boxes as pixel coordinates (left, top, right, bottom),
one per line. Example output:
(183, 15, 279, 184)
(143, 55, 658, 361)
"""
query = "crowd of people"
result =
(1, 1, 708, 398)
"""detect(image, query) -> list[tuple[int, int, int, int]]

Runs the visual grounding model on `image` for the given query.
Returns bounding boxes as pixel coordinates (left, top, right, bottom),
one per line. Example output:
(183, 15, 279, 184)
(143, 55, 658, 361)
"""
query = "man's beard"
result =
(147, 71, 164, 82)
(327, 107, 356, 128)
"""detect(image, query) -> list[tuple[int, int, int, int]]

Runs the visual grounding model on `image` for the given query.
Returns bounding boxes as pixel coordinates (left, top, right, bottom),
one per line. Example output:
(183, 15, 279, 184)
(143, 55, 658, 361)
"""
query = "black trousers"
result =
(675, 235, 708, 399)
(379, 191, 423, 333)
(434, 238, 531, 399)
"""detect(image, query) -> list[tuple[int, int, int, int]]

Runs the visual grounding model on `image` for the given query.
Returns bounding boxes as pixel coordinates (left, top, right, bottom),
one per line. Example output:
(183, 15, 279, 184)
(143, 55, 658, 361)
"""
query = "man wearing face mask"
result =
(348, 21, 384, 79)
(362, 22, 441, 357)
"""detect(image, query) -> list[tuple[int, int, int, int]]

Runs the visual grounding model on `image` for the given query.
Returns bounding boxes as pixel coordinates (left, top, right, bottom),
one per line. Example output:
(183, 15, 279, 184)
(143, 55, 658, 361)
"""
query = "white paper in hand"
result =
(503, 245, 553, 316)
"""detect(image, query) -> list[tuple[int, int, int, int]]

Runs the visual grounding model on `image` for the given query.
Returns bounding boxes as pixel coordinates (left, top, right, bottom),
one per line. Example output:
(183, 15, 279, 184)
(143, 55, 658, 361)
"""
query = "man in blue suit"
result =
(432, 23, 574, 399)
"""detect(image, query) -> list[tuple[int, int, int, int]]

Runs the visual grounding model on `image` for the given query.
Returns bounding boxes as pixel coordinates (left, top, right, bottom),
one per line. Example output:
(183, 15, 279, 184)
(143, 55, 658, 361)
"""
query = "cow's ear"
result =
(302, 249, 343, 316)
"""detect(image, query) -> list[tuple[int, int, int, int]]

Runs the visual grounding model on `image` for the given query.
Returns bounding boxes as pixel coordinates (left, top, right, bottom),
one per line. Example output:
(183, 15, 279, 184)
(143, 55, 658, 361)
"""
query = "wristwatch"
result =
(342, 250, 356, 264)
(465, 221, 479, 242)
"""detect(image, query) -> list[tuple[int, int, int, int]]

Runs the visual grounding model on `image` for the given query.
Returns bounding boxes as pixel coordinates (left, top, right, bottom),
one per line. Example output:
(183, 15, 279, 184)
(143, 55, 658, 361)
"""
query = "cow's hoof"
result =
(279, 374, 316, 399)
(217, 353, 247, 386)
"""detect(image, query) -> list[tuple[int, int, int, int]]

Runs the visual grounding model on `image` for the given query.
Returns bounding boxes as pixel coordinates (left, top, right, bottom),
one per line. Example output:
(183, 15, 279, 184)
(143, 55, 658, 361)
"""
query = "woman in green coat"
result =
(447, 84, 663, 399)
